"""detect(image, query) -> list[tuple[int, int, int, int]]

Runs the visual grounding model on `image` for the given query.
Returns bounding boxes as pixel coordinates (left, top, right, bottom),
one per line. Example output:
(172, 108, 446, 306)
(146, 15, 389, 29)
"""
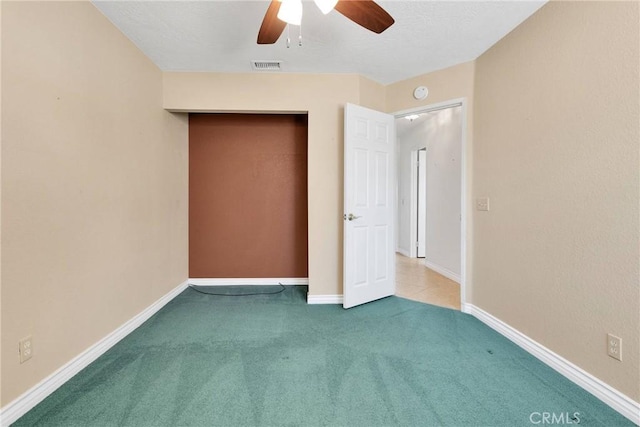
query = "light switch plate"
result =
(476, 197, 490, 211)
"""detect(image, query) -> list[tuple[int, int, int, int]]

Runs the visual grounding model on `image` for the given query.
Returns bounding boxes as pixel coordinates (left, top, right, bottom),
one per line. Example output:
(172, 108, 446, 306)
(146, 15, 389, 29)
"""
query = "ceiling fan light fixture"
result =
(277, 0, 303, 26)
(313, 0, 338, 14)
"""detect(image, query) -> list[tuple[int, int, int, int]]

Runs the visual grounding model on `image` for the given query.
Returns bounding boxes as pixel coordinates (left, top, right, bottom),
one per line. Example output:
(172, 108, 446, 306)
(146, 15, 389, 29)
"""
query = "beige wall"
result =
(385, 61, 475, 114)
(165, 65, 475, 299)
(164, 72, 366, 297)
(473, 0, 639, 401)
(1, 1, 188, 406)
(358, 75, 386, 111)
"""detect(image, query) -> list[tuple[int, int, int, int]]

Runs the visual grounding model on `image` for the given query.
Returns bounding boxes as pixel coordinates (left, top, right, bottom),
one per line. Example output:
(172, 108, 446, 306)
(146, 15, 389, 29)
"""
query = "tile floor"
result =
(395, 253, 461, 310)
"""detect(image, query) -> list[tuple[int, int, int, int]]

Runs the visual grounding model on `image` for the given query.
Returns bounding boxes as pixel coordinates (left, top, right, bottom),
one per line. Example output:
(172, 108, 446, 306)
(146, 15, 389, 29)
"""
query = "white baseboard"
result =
(425, 260, 461, 284)
(307, 294, 343, 304)
(396, 248, 411, 257)
(463, 303, 640, 426)
(0, 280, 189, 427)
(188, 278, 309, 286)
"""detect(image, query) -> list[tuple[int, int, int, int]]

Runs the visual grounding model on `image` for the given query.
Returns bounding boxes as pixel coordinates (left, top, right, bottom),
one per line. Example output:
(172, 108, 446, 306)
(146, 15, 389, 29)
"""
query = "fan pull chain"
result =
(284, 23, 302, 48)
(286, 25, 291, 48)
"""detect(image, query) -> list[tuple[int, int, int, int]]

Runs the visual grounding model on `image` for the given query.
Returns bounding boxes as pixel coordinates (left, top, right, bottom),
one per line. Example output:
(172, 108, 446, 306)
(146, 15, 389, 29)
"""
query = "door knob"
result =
(346, 213, 361, 221)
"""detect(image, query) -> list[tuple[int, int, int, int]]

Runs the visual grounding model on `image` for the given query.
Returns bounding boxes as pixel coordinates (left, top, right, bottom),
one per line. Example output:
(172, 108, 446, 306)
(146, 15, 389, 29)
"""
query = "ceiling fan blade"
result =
(334, 0, 395, 34)
(257, 0, 287, 44)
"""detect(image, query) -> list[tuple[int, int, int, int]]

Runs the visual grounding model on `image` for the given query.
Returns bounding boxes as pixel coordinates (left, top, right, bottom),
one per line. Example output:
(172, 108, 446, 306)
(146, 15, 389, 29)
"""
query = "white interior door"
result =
(343, 103, 396, 309)
(417, 149, 426, 257)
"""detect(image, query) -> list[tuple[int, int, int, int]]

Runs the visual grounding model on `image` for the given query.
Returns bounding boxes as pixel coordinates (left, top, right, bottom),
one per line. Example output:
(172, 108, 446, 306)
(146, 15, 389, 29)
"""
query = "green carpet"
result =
(14, 286, 633, 426)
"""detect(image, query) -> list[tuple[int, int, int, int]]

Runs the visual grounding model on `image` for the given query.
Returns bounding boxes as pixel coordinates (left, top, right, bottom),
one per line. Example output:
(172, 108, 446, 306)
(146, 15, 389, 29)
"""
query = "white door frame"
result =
(416, 149, 427, 258)
(408, 148, 427, 258)
(394, 98, 468, 307)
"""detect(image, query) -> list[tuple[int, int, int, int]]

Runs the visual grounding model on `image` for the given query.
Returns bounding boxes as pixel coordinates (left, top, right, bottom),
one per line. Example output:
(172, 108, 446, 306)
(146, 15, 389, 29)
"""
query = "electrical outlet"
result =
(607, 334, 622, 361)
(476, 197, 490, 211)
(19, 336, 33, 363)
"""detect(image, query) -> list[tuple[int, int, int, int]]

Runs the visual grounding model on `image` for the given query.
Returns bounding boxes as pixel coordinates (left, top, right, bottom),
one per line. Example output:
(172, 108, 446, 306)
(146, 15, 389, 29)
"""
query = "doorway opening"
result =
(393, 100, 467, 310)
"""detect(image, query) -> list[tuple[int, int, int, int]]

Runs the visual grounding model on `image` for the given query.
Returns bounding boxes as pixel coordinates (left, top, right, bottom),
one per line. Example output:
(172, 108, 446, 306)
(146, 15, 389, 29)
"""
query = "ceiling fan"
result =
(257, 0, 395, 44)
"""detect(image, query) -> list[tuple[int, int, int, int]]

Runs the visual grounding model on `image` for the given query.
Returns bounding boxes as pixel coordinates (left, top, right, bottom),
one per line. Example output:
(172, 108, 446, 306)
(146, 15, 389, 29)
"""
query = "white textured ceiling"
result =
(92, 0, 546, 84)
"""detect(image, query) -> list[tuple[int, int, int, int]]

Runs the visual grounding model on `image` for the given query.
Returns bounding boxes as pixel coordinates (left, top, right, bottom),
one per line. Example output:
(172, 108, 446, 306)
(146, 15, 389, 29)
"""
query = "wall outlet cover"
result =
(19, 336, 33, 363)
(607, 333, 622, 361)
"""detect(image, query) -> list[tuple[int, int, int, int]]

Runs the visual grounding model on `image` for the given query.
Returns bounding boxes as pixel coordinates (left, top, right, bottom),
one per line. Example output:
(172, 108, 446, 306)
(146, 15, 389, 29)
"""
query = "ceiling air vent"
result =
(251, 60, 283, 71)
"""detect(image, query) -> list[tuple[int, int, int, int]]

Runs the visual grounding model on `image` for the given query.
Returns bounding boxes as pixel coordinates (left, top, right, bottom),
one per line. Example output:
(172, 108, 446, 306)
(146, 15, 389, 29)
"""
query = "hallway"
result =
(395, 253, 461, 310)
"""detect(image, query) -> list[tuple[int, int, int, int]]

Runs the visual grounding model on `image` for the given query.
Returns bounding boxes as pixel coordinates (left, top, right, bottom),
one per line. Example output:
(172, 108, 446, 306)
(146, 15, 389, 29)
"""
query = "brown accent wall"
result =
(189, 114, 308, 278)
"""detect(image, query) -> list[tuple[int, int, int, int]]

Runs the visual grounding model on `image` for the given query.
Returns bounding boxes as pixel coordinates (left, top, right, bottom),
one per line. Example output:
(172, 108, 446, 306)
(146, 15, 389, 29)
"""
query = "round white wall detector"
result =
(413, 86, 428, 100)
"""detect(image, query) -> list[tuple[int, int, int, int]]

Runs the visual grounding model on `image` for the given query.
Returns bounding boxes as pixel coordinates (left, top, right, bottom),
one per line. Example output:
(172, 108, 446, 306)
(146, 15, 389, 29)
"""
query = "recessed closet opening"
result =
(189, 113, 309, 282)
